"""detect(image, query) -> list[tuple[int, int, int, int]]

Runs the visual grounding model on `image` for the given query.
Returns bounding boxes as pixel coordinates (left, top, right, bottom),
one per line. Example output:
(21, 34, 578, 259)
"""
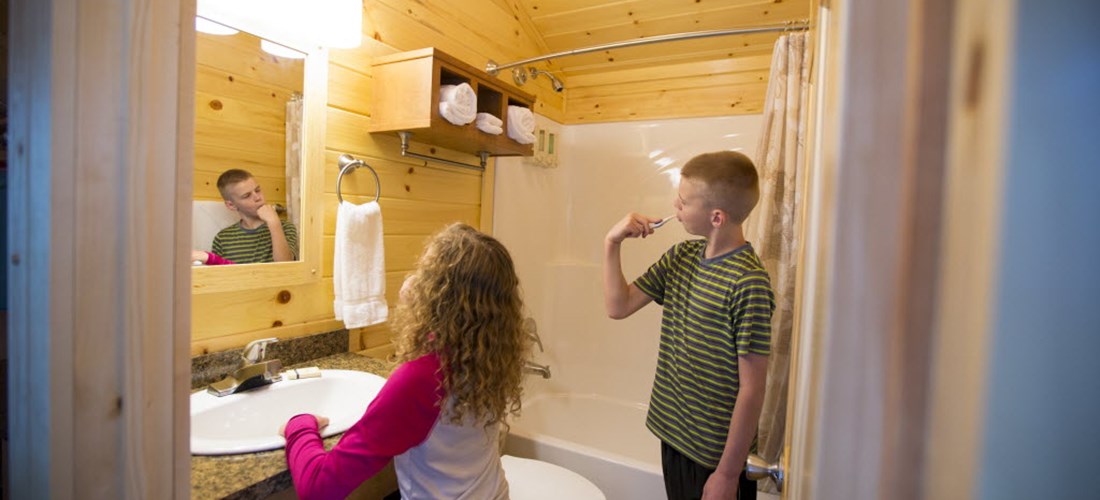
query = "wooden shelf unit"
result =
(368, 48, 535, 158)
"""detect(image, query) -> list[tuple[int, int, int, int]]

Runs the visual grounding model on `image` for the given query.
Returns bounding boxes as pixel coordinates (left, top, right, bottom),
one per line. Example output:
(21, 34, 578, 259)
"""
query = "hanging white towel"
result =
(438, 83, 477, 125)
(334, 200, 388, 328)
(507, 105, 537, 144)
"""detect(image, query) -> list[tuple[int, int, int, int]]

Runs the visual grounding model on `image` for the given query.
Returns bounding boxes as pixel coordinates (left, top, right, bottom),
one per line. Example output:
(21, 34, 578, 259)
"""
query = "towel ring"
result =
(336, 153, 381, 204)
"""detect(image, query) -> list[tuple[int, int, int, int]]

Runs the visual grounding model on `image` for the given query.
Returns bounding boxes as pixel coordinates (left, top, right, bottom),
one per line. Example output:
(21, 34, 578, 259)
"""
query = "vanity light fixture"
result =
(197, 0, 363, 51)
(260, 40, 306, 59)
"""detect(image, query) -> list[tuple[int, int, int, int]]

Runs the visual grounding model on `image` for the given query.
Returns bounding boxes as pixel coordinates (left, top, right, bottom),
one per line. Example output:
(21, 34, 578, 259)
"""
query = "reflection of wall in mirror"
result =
(193, 28, 303, 215)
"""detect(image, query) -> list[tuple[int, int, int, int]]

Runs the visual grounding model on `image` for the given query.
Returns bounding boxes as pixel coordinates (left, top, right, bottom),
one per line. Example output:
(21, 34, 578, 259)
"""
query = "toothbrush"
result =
(650, 216, 675, 229)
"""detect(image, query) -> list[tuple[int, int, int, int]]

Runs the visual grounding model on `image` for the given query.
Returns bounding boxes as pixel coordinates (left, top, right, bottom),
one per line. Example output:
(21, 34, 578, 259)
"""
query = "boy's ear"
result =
(224, 199, 238, 213)
(710, 209, 726, 228)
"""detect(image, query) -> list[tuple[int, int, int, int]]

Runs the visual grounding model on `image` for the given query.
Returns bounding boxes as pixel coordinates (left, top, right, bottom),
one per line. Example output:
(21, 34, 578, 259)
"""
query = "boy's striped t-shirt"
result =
(634, 240, 775, 469)
(211, 220, 299, 264)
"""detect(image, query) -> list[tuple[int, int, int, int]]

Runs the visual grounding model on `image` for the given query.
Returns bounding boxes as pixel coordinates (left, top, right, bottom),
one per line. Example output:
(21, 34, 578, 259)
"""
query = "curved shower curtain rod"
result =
(486, 21, 810, 75)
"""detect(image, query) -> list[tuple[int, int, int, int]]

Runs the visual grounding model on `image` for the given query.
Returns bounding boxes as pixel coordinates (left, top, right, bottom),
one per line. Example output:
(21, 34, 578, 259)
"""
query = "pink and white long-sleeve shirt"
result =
(283, 353, 508, 500)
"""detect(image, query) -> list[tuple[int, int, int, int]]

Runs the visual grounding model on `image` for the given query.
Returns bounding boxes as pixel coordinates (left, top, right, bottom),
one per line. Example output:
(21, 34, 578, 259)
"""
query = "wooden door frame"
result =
(921, 0, 1015, 497)
(784, 0, 1013, 498)
(7, 0, 194, 497)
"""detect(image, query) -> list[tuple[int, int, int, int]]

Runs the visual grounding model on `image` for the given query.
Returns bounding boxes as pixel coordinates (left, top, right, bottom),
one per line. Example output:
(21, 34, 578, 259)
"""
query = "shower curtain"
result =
(285, 92, 303, 229)
(744, 32, 810, 490)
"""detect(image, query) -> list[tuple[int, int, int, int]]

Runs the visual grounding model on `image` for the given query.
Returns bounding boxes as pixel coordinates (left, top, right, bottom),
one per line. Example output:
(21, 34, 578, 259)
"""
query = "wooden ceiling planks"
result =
(558, 32, 779, 76)
(533, 1, 808, 50)
(509, 0, 811, 122)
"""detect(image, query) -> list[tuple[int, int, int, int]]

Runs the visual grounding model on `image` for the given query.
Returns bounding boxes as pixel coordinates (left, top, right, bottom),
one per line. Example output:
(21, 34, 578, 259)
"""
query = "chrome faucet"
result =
(523, 361, 551, 379)
(207, 338, 283, 397)
(521, 319, 550, 378)
(242, 337, 278, 364)
(523, 317, 543, 353)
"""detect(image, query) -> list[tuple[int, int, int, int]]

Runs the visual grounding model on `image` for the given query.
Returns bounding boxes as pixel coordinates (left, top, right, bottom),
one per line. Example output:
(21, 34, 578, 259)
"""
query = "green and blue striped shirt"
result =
(634, 240, 775, 468)
(211, 220, 298, 264)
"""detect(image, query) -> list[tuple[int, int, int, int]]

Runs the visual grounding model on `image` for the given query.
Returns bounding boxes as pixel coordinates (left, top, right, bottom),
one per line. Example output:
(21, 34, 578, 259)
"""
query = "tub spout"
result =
(524, 361, 551, 379)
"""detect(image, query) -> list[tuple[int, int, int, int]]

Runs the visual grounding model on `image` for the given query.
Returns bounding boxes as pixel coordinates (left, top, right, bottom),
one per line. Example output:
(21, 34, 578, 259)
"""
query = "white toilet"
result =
(501, 455, 606, 500)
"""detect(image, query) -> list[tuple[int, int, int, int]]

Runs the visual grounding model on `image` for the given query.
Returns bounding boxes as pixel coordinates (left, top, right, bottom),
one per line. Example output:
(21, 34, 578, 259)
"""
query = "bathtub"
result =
(504, 393, 665, 500)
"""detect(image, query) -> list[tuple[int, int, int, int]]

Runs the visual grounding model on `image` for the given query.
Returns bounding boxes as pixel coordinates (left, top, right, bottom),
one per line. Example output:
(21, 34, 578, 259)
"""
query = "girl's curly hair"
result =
(392, 223, 528, 426)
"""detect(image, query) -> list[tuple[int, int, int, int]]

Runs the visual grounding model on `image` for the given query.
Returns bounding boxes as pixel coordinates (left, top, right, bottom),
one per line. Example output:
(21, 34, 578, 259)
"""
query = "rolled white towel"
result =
(507, 105, 536, 144)
(438, 83, 477, 125)
(440, 83, 475, 109)
(476, 122, 503, 135)
(476, 112, 503, 127)
(509, 130, 536, 144)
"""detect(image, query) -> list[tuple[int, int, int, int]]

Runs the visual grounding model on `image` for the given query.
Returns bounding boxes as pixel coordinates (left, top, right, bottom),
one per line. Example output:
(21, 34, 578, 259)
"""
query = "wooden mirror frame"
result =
(191, 48, 328, 295)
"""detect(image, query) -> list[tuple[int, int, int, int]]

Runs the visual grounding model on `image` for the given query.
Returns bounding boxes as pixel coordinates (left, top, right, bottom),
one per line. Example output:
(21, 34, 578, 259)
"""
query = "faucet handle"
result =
(242, 337, 278, 364)
(523, 318, 543, 352)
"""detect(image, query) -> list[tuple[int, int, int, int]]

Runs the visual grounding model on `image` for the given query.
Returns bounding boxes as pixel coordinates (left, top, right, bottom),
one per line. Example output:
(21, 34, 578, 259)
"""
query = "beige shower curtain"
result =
(743, 32, 811, 488)
(285, 92, 304, 229)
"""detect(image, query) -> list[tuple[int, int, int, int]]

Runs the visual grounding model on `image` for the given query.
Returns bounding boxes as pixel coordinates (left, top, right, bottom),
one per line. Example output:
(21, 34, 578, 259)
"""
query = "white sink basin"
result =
(191, 369, 387, 455)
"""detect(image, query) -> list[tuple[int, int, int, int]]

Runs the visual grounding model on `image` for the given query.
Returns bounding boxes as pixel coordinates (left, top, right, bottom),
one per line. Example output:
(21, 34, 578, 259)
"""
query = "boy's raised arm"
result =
(603, 213, 659, 319)
(259, 204, 294, 262)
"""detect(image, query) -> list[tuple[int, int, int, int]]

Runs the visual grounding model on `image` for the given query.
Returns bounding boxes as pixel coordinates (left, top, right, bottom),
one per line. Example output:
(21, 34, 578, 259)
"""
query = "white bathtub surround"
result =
(510, 394, 659, 467)
(496, 114, 763, 499)
(192, 201, 239, 252)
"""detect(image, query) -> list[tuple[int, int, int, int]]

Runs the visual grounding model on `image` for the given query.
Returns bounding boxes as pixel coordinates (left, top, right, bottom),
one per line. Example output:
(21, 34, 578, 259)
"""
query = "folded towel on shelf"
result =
(476, 122, 503, 135)
(476, 112, 503, 127)
(507, 105, 536, 144)
(334, 200, 388, 329)
(438, 83, 477, 125)
(476, 112, 503, 134)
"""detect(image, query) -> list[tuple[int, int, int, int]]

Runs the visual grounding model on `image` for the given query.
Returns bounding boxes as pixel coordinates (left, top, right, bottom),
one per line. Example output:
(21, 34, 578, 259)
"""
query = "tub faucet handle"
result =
(523, 318, 543, 352)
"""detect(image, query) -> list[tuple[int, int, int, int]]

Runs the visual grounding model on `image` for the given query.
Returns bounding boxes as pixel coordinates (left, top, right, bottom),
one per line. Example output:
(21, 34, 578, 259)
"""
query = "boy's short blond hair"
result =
(680, 151, 760, 224)
(216, 169, 254, 200)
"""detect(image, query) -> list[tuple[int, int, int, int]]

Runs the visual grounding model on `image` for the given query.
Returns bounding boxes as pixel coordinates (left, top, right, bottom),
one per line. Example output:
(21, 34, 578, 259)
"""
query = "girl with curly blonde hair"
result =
(283, 223, 528, 500)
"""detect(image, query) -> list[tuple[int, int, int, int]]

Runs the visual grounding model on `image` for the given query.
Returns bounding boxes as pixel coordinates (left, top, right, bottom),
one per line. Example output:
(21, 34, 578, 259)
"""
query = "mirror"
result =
(191, 14, 327, 294)
(193, 18, 305, 265)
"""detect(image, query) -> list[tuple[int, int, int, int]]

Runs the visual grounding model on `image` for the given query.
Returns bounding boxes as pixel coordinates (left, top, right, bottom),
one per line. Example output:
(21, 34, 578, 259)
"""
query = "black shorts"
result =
(661, 441, 757, 500)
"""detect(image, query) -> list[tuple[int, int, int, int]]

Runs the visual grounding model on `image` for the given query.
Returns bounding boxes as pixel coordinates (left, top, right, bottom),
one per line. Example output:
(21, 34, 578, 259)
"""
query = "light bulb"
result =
(260, 40, 306, 59)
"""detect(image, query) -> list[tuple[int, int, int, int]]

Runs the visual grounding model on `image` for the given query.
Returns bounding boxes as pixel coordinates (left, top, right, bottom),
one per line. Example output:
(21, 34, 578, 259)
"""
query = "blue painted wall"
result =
(980, 0, 1100, 497)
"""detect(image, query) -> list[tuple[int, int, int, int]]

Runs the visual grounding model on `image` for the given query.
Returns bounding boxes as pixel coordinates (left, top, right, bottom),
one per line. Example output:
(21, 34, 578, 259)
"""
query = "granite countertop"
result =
(191, 352, 394, 500)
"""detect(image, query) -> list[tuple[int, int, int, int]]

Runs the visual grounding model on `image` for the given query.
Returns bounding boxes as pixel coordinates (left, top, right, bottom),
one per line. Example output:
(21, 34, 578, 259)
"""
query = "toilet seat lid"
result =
(501, 455, 606, 500)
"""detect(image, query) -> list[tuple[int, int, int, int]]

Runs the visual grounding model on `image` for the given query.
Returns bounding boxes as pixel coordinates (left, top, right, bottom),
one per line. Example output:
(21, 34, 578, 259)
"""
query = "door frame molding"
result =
(784, 0, 1013, 498)
(7, 0, 194, 497)
(922, 0, 1015, 497)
